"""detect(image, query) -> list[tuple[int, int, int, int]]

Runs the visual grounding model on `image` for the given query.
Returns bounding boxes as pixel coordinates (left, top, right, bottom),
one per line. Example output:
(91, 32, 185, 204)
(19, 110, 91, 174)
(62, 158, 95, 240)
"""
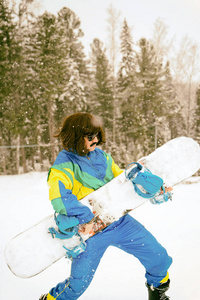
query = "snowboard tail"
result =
(5, 137, 200, 278)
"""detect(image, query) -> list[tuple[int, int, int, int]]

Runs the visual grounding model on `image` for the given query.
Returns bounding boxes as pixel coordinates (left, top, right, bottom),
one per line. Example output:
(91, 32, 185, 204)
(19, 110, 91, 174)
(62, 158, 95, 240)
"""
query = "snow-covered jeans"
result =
(48, 214, 172, 300)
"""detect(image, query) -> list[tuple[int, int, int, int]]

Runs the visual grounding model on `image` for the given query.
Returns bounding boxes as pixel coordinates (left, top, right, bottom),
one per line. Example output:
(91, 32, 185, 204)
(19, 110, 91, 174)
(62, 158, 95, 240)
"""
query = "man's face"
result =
(84, 133, 99, 152)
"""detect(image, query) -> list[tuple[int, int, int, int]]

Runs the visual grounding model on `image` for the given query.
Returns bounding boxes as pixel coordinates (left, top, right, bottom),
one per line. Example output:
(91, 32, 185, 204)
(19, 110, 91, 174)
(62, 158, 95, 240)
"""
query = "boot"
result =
(146, 279, 170, 300)
(39, 294, 47, 300)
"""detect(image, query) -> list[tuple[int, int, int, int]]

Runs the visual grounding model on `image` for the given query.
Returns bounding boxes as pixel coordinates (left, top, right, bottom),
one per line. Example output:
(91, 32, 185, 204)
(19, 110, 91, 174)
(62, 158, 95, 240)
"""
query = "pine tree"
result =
(0, 0, 43, 173)
(13, 0, 42, 173)
(134, 38, 168, 153)
(163, 61, 185, 139)
(0, 0, 17, 137)
(57, 7, 89, 81)
(89, 38, 113, 138)
(55, 7, 89, 120)
(0, 0, 13, 173)
(30, 9, 89, 162)
(0, 0, 25, 173)
(119, 38, 176, 156)
(117, 19, 137, 164)
(55, 57, 87, 119)
(118, 19, 135, 91)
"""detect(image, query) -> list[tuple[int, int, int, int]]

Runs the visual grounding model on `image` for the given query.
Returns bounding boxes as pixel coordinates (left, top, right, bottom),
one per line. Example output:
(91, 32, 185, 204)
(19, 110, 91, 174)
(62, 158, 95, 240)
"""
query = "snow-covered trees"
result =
(89, 38, 113, 141)
(0, 2, 199, 174)
(117, 22, 179, 158)
(0, 3, 89, 173)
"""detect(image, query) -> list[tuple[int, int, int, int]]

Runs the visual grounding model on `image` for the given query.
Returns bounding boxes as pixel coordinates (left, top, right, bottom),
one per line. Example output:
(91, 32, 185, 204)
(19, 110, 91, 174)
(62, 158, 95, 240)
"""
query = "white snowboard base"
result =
(5, 137, 200, 278)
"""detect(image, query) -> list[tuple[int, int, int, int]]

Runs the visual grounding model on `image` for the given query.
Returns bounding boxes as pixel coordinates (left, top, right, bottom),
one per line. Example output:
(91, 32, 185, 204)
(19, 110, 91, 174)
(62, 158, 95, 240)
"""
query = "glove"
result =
(150, 187, 173, 205)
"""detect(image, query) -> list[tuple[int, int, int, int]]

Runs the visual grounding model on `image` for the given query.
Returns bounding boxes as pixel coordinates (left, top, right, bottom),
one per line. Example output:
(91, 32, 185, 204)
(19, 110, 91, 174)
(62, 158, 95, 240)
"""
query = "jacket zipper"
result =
(86, 154, 105, 183)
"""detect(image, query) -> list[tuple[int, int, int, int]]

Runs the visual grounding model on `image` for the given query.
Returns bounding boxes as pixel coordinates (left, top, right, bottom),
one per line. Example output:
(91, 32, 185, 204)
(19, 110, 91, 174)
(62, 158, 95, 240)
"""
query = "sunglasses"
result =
(86, 133, 99, 141)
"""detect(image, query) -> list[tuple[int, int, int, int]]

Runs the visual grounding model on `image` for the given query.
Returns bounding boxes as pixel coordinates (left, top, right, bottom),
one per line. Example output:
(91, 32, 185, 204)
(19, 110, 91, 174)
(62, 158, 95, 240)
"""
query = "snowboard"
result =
(5, 137, 200, 278)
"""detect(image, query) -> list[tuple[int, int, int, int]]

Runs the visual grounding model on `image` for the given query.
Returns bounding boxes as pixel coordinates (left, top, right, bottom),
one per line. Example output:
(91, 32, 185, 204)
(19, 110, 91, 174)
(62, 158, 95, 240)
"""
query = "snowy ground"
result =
(0, 172, 200, 300)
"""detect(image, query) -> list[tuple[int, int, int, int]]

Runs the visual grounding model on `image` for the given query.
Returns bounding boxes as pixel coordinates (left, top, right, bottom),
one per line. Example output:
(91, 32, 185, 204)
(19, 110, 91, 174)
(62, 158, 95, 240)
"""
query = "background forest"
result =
(0, 0, 200, 175)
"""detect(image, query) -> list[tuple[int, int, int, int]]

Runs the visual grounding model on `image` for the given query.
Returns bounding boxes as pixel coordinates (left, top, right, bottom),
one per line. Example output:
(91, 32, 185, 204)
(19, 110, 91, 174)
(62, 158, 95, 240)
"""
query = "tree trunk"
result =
(16, 134, 20, 174)
(20, 135, 27, 173)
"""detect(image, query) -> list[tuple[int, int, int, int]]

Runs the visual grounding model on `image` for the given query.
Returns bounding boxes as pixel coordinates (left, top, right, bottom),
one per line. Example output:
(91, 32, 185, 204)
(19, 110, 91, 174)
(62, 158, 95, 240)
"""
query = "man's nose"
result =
(93, 136, 98, 142)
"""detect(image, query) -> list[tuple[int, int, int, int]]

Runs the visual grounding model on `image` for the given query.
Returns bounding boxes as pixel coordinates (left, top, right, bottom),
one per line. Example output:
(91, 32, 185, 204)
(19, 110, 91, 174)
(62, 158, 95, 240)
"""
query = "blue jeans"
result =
(49, 214, 172, 299)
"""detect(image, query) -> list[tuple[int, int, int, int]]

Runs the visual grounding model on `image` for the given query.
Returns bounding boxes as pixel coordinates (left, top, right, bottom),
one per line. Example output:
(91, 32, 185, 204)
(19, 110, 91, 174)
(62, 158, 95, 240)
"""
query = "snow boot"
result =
(146, 279, 170, 300)
(39, 294, 47, 300)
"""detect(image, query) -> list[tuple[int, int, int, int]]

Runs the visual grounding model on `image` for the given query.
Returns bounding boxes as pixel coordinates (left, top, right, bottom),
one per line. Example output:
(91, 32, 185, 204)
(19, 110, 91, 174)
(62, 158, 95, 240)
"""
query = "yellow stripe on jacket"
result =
(47, 148, 123, 222)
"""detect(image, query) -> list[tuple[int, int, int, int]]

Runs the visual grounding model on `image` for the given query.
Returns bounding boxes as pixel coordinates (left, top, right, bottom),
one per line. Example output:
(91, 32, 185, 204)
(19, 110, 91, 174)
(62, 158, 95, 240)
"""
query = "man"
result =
(40, 112, 172, 300)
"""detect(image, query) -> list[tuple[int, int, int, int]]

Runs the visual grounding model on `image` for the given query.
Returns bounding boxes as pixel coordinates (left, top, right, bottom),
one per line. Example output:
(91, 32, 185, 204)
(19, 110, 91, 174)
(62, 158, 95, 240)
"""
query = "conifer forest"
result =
(0, 0, 200, 174)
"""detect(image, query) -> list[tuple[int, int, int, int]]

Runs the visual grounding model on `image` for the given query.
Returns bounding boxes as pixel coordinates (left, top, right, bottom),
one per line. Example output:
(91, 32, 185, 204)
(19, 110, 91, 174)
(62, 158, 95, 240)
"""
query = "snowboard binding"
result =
(49, 213, 86, 259)
(49, 213, 79, 240)
(125, 162, 172, 204)
(63, 239, 86, 260)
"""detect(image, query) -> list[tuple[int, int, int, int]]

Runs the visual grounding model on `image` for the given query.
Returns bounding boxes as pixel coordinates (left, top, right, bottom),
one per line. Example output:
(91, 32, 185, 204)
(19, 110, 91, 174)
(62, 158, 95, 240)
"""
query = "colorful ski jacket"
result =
(47, 148, 123, 224)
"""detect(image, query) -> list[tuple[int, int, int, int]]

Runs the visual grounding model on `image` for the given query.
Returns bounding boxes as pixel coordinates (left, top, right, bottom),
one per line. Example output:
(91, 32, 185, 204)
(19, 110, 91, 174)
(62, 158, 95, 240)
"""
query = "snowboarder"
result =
(40, 112, 172, 300)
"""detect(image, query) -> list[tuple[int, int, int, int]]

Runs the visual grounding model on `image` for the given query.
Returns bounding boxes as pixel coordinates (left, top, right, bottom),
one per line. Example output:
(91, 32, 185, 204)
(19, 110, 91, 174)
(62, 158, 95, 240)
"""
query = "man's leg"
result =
(47, 228, 112, 300)
(112, 214, 172, 288)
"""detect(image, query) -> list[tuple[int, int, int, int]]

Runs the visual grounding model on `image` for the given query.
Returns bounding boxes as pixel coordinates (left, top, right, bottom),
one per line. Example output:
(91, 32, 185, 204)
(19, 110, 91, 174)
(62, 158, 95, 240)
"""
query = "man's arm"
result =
(111, 158, 123, 177)
(48, 168, 94, 224)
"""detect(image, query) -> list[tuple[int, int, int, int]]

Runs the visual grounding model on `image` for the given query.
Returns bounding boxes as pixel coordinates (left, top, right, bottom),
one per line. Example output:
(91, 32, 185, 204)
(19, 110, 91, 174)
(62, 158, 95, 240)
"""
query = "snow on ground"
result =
(0, 172, 200, 300)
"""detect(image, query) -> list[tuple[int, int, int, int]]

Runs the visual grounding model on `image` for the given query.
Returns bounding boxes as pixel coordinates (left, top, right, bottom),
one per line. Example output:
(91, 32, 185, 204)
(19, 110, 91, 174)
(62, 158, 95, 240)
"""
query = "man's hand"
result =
(160, 186, 173, 194)
(150, 186, 173, 204)
(79, 217, 95, 235)
(80, 222, 94, 235)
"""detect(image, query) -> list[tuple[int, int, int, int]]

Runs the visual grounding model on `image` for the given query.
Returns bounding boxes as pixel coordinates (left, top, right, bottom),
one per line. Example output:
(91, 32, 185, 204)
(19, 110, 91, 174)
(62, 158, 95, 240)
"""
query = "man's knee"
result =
(149, 246, 172, 274)
(66, 274, 93, 297)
